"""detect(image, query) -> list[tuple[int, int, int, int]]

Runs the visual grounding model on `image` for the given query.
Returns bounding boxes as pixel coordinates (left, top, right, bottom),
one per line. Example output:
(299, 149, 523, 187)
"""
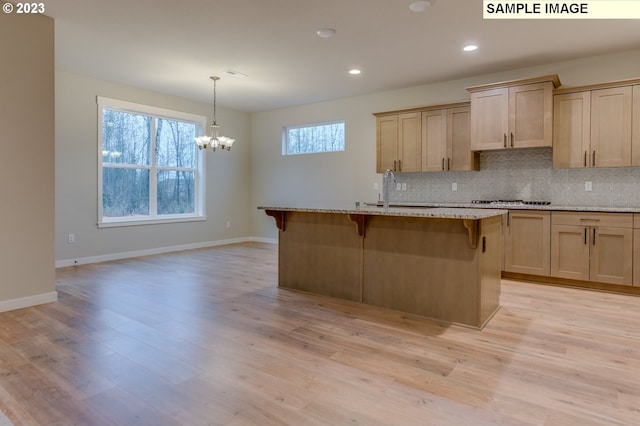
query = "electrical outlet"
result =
(226, 221, 231, 229)
(68, 233, 75, 243)
(585, 181, 592, 191)
(396, 182, 402, 191)
(401, 183, 407, 191)
(373, 182, 379, 191)
(452, 182, 458, 191)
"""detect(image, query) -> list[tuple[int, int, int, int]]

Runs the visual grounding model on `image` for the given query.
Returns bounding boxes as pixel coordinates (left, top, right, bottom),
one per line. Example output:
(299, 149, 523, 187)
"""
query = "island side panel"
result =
(478, 215, 502, 327)
(362, 216, 482, 327)
(278, 211, 363, 302)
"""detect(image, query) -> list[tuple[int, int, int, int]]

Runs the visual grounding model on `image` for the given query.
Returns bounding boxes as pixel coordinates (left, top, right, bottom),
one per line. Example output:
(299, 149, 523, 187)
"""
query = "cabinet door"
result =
(398, 112, 422, 172)
(422, 109, 447, 171)
(590, 226, 633, 286)
(376, 115, 398, 173)
(504, 211, 551, 276)
(590, 86, 632, 168)
(553, 92, 591, 168)
(634, 217, 640, 286)
(470, 87, 508, 151)
(509, 82, 553, 148)
(633, 85, 640, 166)
(551, 224, 590, 281)
(448, 106, 477, 171)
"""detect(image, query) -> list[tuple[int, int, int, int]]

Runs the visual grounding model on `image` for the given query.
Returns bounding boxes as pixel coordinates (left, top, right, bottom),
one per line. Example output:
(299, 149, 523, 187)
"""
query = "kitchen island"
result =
(260, 206, 507, 329)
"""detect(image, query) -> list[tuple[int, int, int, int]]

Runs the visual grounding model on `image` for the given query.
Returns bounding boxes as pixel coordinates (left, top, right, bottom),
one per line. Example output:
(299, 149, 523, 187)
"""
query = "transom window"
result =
(282, 120, 345, 155)
(97, 97, 206, 227)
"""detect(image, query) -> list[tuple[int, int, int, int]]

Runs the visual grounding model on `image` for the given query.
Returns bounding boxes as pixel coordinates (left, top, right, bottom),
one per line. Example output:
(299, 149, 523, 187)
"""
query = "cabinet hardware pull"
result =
(507, 212, 510, 227)
(442, 158, 445, 171)
(592, 151, 596, 167)
(584, 228, 587, 245)
(393, 160, 397, 171)
(447, 158, 450, 170)
(398, 160, 402, 171)
(584, 151, 587, 167)
(503, 133, 507, 148)
(593, 228, 596, 245)
(510, 132, 514, 148)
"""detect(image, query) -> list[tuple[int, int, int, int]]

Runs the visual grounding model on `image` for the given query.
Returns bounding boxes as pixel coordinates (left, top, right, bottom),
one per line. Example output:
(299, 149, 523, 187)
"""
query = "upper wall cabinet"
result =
(467, 75, 560, 151)
(633, 85, 640, 166)
(554, 80, 638, 168)
(422, 104, 479, 172)
(375, 112, 421, 173)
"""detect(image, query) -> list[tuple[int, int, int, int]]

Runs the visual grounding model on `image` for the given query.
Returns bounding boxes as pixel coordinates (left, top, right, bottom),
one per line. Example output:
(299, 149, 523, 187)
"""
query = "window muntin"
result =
(283, 120, 345, 155)
(97, 97, 206, 227)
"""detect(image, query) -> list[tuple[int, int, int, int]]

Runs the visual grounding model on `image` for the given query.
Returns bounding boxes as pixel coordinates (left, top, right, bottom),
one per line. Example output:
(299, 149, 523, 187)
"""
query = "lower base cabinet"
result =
(634, 214, 640, 287)
(550, 212, 633, 286)
(504, 211, 550, 276)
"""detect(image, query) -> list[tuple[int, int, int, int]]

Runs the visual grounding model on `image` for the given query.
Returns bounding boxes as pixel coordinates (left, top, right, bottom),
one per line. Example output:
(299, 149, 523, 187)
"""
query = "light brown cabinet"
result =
(634, 214, 640, 287)
(550, 212, 633, 286)
(633, 85, 640, 166)
(468, 75, 559, 151)
(375, 112, 421, 173)
(554, 84, 633, 168)
(552, 91, 591, 168)
(422, 105, 479, 172)
(504, 210, 550, 276)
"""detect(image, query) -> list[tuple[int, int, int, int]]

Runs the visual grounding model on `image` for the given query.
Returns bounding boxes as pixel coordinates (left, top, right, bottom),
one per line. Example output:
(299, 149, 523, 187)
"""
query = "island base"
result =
(272, 210, 502, 329)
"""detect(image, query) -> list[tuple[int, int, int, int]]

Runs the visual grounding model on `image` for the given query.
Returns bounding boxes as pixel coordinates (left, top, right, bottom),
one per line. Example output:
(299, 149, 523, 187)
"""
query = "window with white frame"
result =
(283, 120, 345, 155)
(97, 97, 206, 227)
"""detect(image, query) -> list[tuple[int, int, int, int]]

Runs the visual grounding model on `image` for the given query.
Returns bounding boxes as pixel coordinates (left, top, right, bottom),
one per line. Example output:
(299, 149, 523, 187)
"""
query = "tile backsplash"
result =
(390, 148, 640, 207)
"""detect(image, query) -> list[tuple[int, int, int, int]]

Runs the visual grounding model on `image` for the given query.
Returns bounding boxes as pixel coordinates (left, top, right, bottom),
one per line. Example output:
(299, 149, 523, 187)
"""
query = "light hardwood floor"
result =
(1, 242, 640, 425)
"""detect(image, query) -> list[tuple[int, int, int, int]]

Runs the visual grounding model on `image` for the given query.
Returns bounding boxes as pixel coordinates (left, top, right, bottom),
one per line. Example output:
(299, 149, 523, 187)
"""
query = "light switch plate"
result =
(585, 181, 592, 191)
(452, 183, 458, 191)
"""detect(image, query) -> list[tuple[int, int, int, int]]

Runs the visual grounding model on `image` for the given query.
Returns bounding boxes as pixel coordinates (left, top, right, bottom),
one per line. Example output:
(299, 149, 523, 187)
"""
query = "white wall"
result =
(251, 48, 640, 239)
(55, 71, 252, 264)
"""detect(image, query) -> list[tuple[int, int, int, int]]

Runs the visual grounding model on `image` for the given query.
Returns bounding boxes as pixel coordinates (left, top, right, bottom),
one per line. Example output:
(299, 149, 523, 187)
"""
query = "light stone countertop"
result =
(258, 205, 508, 220)
(373, 202, 640, 213)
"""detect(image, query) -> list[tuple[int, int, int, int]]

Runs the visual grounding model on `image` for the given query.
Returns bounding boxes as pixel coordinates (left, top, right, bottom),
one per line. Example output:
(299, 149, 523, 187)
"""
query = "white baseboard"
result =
(56, 236, 278, 268)
(0, 291, 58, 313)
(250, 236, 278, 245)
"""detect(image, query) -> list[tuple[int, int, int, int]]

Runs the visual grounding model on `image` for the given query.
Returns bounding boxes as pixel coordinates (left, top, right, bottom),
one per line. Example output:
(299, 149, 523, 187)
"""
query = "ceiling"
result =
(46, 0, 640, 112)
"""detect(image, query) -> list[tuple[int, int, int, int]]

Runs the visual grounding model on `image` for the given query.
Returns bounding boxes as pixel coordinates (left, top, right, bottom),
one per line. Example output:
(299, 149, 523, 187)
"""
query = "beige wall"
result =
(55, 71, 252, 264)
(251, 48, 640, 239)
(0, 12, 56, 309)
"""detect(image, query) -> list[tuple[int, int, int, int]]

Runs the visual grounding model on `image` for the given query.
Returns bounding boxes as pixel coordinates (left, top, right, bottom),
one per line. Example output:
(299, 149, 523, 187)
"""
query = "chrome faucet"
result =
(382, 169, 396, 211)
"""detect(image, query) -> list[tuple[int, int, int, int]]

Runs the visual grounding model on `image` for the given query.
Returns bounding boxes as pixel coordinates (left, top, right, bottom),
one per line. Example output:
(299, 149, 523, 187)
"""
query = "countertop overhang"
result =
(258, 205, 508, 220)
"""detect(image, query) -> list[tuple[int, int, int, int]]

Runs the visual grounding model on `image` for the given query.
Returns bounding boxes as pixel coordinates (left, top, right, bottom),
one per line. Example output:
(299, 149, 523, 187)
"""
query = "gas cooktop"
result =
(471, 200, 551, 206)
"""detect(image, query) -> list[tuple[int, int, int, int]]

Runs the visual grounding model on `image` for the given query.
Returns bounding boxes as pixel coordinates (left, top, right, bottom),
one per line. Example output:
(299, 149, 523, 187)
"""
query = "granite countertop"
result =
(258, 205, 507, 220)
(374, 202, 640, 213)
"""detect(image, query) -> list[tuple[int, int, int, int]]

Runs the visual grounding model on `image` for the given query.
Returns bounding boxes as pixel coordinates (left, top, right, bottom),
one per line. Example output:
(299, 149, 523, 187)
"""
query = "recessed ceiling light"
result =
(409, 0, 433, 13)
(463, 44, 478, 52)
(316, 28, 336, 38)
(349, 69, 362, 75)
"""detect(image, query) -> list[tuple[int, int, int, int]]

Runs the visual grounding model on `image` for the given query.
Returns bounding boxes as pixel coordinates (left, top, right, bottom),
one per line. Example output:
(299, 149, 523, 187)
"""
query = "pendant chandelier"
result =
(194, 76, 235, 151)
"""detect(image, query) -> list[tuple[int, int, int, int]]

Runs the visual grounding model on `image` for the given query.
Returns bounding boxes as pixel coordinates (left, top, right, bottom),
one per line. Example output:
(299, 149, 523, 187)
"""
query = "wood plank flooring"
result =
(1, 242, 640, 425)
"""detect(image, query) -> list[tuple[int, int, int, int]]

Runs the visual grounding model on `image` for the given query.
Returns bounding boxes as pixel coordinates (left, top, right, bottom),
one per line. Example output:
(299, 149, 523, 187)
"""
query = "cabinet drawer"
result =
(551, 211, 632, 228)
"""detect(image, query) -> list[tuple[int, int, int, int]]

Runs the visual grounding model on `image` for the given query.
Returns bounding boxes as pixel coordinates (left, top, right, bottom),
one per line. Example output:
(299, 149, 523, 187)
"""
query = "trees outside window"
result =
(283, 121, 345, 155)
(98, 97, 206, 227)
